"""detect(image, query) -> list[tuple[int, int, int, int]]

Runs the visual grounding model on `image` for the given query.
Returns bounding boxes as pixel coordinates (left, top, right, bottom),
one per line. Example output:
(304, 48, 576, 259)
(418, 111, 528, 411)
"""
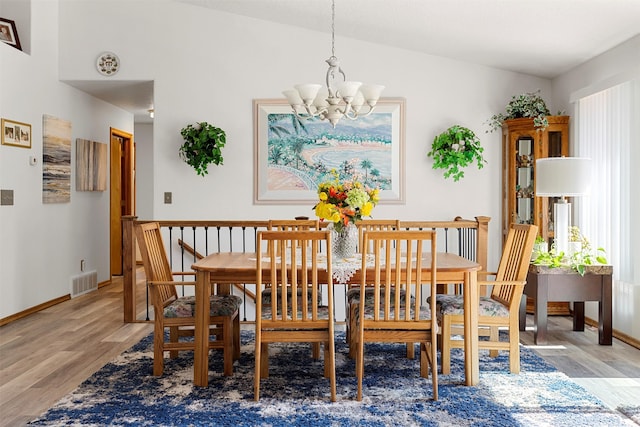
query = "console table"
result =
(519, 264, 613, 345)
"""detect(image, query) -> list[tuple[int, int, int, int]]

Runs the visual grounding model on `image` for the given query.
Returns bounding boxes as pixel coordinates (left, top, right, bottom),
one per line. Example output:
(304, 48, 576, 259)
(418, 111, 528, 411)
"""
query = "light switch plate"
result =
(1, 189, 14, 206)
(164, 192, 172, 204)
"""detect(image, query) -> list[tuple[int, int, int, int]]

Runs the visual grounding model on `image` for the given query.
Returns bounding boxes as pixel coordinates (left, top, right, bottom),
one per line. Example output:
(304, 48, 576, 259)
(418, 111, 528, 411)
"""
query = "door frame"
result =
(110, 128, 135, 276)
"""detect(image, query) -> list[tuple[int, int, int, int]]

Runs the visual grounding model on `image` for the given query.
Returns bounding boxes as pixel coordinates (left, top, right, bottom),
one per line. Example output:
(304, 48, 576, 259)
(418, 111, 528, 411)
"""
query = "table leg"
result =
(573, 302, 585, 331)
(534, 274, 548, 345)
(194, 270, 211, 387)
(600, 274, 613, 345)
(463, 271, 479, 386)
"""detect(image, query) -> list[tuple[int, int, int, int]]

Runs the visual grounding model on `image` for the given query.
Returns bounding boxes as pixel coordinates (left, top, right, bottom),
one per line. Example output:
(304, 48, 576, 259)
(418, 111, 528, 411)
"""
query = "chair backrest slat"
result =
(135, 222, 179, 306)
(491, 224, 538, 305)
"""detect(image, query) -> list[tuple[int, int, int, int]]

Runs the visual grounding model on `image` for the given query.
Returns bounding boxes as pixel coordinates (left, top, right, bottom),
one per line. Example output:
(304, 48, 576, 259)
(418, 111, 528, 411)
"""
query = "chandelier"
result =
(282, 0, 384, 127)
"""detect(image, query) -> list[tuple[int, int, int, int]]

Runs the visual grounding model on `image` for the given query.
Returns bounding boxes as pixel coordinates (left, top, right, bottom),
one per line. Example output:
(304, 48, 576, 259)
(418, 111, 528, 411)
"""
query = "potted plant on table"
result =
(427, 125, 486, 182)
(532, 226, 607, 276)
(179, 122, 226, 176)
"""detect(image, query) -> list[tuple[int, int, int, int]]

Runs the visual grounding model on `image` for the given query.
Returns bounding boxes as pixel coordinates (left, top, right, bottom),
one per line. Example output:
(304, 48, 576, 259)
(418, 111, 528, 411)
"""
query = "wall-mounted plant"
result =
(427, 125, 486, 182)
(485, 89, 551, 133)
(179, 122, 226, 176)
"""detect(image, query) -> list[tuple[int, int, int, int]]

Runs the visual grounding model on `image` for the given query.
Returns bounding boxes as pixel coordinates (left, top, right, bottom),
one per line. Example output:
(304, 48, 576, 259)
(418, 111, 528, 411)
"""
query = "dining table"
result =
(191, 251, 481, 387)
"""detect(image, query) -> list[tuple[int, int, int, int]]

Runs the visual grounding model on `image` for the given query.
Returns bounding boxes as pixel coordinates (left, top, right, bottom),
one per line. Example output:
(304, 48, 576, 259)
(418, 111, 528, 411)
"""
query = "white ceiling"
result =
(70, 0, 640, 123)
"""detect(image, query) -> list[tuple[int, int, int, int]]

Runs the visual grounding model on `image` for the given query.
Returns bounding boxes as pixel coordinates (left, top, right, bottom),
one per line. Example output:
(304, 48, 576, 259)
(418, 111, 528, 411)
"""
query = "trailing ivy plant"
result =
(179, 122, 226, 176)
(427, 125, 486, 182)
(532, 227, 608, 276)
(485, 90, 552, 133)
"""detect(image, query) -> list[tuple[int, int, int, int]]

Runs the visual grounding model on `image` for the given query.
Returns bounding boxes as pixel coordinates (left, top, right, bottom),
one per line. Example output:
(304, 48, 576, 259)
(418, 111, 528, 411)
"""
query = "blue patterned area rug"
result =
(29, 331, 635, 426)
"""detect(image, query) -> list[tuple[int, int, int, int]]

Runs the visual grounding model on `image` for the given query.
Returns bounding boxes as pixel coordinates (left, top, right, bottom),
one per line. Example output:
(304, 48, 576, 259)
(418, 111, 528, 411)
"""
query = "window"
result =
(574, 79, 639, 319)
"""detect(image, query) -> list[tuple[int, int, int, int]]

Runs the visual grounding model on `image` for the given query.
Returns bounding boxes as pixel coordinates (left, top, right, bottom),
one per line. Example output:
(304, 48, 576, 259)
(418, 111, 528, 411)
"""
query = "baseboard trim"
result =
(0, 294, 71, 326)
(1, 279, 113, 326)
(584, 316, 640, 350)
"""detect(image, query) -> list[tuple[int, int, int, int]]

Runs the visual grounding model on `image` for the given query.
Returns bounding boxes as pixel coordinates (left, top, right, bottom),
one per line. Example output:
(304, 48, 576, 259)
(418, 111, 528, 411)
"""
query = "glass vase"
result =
(327, 222, 358, 259)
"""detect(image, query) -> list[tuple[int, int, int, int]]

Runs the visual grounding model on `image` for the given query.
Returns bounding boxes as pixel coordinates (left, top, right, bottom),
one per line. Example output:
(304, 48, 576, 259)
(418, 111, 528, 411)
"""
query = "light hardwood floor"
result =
(1, 273, 639, 426)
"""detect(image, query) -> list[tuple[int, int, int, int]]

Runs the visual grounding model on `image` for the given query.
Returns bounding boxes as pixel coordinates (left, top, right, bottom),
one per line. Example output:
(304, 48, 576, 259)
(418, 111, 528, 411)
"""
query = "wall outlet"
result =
(164, 192, 172, 204)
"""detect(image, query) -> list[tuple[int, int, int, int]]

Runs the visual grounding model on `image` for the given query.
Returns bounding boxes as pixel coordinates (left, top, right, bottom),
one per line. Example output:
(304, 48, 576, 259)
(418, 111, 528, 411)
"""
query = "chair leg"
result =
(260, 343, 269, 378)
(223, 317, 234, 376)
(328, 337, 337, 402)
(419, 342, 429, 378)
(509, 322, 521, 374)
(406, 342, 415, 359)
(356, 336, 364, 401)
(489, 326, 499, 358)
(441, 315, 452, 375)
(312, 342, 321, 359)
(169, 326, 179, 359)
(348, 304, 357, 359)
(233, 313, 240, 360)
(153, 322, 165, 376)
(254, 330, 261, 401)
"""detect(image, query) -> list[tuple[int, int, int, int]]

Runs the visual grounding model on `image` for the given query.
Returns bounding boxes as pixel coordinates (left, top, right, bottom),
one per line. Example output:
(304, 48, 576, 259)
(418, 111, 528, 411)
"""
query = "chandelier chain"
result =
(331, 0, 335, 58)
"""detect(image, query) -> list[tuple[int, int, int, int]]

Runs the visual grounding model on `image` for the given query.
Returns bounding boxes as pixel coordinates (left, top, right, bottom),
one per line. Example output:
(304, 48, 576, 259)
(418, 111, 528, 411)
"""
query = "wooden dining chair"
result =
(254, 230, 336, 402)
(135, 222, 242, 377)
(346, 219, 401, 357)
(354, 230, 438, 401)
(436, 223, 538, 374)
(267, 219, 323, 358)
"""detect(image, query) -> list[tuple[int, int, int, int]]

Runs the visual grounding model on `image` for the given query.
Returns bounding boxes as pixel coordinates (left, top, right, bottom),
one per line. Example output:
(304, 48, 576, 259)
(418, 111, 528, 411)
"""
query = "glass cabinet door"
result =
(515, 137, 534, 224)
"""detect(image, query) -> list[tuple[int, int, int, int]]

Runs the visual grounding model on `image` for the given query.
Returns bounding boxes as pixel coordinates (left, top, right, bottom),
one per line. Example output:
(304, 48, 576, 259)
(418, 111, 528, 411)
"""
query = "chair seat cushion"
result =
(262, 286, 322, 305)
(352, 300, 433, 323)
(346, 287, 414, 305)
(434, 294, 510, 317)
(164, 294, 242, 318)
(260, 304, 331, 320)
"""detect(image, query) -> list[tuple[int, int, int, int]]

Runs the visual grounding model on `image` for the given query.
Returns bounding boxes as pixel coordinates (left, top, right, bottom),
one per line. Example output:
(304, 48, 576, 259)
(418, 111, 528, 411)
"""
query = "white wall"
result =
(552, 35, 640, 340)
(2, 0, 636, 342)
(56, 0, 551, 267)
(0, 0, 133, 318)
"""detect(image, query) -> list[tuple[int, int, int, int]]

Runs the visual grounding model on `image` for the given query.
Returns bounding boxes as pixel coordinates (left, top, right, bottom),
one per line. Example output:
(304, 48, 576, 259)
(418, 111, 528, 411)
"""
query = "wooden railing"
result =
(122, 216, 490, 323)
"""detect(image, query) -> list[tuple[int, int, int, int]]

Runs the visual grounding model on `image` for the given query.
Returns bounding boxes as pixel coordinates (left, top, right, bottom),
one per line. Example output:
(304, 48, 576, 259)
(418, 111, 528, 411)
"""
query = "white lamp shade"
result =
(535, 157, 592, 197)
(360, 84, 385, 102)
(282, 90, 304, 106)
(294, 84, 322, 104)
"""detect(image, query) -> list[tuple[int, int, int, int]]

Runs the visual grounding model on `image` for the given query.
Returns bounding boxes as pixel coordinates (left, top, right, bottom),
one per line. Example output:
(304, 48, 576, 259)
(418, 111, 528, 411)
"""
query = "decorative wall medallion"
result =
(96, 52, 120, 76)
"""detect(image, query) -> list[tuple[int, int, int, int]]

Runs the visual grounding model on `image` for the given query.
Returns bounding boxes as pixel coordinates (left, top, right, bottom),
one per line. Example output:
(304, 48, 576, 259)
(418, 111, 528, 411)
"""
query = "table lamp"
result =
(535, 157, 591, 257)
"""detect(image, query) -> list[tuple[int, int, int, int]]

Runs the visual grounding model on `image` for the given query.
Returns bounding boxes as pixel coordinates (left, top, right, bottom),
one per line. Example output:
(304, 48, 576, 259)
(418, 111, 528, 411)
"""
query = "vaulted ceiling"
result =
(72, 0, 640, 123)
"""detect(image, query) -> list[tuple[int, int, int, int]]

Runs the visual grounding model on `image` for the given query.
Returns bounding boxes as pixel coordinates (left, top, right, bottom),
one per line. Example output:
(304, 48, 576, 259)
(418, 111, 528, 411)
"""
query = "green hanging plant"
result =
(427, 125, 486, 182)
(485, 89, 551, 133)
(179, 122, 226, 176)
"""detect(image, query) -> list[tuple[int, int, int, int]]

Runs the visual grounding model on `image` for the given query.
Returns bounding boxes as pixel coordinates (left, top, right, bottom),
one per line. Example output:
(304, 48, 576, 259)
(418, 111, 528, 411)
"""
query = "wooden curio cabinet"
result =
(501, 116, 570, 244)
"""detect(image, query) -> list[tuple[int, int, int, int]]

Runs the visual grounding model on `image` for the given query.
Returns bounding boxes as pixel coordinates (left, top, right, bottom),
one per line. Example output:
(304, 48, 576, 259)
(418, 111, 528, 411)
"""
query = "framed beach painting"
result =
(253, 98, 405, 205)
(42, 114, 72, 204)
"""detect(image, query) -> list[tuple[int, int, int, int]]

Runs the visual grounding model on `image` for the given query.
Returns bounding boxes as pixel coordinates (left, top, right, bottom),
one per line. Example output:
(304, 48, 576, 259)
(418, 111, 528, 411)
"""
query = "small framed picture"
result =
(0, 17, 21, 51)
(1, 118, 31, 148)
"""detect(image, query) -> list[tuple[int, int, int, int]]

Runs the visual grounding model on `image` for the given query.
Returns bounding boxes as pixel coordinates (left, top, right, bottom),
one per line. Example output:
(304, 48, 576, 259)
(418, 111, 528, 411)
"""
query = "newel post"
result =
(122, 215, 138, 323)
(475, 216, 490, 273)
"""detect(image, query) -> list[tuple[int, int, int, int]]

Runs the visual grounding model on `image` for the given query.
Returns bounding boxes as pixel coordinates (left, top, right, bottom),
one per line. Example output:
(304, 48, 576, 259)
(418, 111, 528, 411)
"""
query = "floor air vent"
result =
(71, 270, 98, 297)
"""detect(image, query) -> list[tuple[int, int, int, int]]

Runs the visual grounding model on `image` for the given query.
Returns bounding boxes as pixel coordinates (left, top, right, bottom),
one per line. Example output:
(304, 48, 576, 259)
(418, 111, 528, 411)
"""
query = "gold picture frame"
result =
(1, 118, 31, 148)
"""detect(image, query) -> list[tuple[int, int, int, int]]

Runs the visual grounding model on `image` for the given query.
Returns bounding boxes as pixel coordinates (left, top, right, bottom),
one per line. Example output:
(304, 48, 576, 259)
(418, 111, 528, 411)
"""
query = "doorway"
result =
(110, 128, 135, 276)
